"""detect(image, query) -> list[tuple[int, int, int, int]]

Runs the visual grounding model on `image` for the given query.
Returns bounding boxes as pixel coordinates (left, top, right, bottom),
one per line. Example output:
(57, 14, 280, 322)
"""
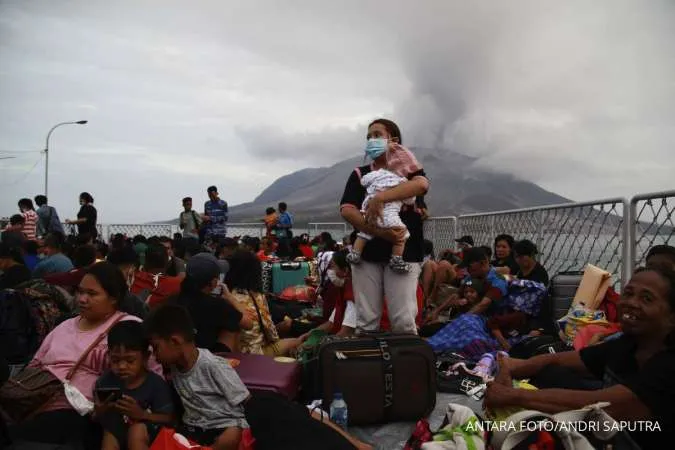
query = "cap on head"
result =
(207, 186, 218, 194)
(186, 253, 223, 287)
(455, 235, 474, 246)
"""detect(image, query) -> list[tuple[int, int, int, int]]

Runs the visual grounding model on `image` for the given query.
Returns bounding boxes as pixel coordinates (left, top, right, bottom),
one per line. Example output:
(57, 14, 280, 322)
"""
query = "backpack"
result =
(5, 279, 74, 364)
(0, 290, 38, 364)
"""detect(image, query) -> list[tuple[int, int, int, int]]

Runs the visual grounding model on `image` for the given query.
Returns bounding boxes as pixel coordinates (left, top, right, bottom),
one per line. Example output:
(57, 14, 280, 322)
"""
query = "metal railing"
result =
(630, 190, 675, 270)
(226, 222, 266, 238)
(105, 224, 175, 239)
(4, 190, 674, 287)
(307, 222, 350, 239)
(423, 216, 457, 256)
(455, 199, 628, 288)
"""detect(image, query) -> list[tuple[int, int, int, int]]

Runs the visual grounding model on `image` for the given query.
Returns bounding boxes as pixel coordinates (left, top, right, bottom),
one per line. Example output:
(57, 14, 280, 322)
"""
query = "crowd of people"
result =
(0, 118, 673, 449)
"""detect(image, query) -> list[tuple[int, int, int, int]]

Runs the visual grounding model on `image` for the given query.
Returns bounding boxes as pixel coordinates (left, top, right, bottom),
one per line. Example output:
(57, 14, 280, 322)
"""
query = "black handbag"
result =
(508, 335, 573, 359)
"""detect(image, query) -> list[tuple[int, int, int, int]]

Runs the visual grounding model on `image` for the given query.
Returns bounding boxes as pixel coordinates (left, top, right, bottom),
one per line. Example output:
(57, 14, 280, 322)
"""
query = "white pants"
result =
(351, 261, 421, 334)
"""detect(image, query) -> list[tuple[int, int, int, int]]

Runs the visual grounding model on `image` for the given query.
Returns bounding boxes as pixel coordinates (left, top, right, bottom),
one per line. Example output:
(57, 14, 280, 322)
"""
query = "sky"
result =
(1, 0, 674, 223)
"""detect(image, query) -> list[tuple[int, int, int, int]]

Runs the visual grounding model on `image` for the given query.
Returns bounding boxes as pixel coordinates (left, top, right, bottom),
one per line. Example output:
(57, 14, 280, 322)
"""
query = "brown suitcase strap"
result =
(64, 313, 127, 381)
(376, 337, 395, 420)
(249, 291, 275, 345)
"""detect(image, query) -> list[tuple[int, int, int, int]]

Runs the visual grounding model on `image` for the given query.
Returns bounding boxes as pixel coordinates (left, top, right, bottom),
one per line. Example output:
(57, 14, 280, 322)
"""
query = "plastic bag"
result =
(557, 304, 608, 345)
(63, 381, 94, 416)
(421, 404, 485, 450)
(490, 402, 619, 450)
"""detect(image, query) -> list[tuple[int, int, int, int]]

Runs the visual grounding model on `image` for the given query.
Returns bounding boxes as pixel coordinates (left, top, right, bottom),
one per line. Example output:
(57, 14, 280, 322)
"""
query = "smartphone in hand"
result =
(95, 387, 123, 403)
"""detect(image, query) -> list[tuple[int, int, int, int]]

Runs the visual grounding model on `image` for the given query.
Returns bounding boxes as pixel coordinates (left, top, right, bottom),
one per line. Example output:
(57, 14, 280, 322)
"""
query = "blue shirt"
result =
(36, 205, 65, 237)
(204, 199, 228, 239)
(464, 267, 509, 315)
(33, 253, 74, 279)
(23, 254, 39, 272)
(276, 211, 293, 238)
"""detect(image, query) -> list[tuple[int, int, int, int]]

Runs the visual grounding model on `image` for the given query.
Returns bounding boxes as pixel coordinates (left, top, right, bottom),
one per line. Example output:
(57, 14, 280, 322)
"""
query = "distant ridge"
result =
(159, 147, 571, 224)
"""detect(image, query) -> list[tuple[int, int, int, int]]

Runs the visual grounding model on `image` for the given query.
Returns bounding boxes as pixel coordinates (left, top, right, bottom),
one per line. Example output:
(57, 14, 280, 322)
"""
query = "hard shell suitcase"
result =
(271, 262, 310, 294)
(219, 352, 301, 400)
(262, 261, 273, 293)
(509, 272, 583, 359)
(317, 334, 436, 425)
(549, 272, 584, 322)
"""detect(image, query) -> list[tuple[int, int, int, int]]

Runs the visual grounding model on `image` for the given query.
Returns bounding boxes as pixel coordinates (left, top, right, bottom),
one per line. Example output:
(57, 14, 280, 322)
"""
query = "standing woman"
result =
(66, 192, 98, 243)
(491, 234, 518, 275)
(340, 118, 429, 334)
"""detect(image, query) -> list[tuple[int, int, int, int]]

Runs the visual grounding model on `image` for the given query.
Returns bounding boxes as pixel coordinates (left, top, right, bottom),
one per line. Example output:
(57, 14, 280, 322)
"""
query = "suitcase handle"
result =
(553, 270, 585, 276)
(280, 262, 301, 271)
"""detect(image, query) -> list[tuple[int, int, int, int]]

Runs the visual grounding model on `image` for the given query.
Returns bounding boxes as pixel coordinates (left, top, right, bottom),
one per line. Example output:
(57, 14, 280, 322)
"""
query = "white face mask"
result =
(327, 269, 345, 287)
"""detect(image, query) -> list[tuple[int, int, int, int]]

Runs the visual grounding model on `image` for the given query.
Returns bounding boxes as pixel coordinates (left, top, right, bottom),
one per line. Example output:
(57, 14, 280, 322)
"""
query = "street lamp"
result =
(44, 120, 88, 197)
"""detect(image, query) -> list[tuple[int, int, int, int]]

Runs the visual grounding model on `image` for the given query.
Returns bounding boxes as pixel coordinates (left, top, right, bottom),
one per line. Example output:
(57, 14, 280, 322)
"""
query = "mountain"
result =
(222, 147, 570, 224)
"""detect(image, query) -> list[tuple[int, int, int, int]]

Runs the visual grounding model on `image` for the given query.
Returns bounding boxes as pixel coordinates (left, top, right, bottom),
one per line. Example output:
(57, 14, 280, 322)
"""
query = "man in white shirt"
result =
(179, 197, 202, 239)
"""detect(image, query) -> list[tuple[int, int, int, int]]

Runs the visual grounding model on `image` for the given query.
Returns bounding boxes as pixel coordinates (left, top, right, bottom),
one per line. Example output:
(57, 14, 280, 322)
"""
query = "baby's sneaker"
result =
(389, 256, 411, 273)
(346, 251, 362, 265)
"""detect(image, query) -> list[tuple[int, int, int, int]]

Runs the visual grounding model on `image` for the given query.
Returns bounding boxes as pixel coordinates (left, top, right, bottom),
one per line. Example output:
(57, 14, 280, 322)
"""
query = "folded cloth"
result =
(485, 380, 538, 422)
(573, 264, 611, 310)
(421, 403, 485, 450)
(490, 402, 620, 450)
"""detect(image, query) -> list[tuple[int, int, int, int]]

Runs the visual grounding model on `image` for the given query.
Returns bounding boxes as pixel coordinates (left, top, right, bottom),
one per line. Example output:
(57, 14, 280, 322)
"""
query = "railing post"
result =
(537, 209, 545, 254)
(455, 216, 461, 250)
(624, 197, 636, 288)
(489, 215, 495, 243)
(452, 217, 457, 248)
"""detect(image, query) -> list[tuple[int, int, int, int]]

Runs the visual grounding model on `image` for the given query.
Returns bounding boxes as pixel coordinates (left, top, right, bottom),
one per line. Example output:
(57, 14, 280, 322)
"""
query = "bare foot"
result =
(494, 353, 513, 387)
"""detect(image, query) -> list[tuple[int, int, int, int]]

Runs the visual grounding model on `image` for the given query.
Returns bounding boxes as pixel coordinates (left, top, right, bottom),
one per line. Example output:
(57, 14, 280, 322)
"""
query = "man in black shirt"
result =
(485, 267, 675, 449)
(174, 253, 243, 353)
(579, 334, 674, 448)
(1, 214, 27, 249)
(0, 242, 30, 289)
(339, 119, 429, 334)
(514, 239, 550, 286)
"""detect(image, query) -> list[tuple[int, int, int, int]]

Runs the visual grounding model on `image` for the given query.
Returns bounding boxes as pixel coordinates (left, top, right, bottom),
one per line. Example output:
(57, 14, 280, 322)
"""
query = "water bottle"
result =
(329, 392, 348, 430)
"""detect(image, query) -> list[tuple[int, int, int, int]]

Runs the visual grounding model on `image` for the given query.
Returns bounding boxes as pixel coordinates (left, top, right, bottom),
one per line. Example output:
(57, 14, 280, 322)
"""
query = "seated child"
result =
(487, 311, 542, 351)
(146, 304, 250, 450)
(347, 144, 423, 273)
(427, 279, 486, 324)
(94, 321, 174, 450)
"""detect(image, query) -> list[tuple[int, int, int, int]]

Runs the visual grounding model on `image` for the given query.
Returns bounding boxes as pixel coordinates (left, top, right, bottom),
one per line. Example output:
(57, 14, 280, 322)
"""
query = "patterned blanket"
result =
(427, 280, 547, 360)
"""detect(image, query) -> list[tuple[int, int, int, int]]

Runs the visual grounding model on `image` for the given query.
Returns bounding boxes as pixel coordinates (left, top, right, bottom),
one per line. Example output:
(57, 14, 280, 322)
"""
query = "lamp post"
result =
(44, 120, 87, 197)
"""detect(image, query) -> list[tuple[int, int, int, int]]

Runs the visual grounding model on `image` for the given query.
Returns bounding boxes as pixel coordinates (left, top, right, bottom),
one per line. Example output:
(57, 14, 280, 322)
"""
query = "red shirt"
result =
(131, 271, 182, 308)
(321, 277, 354, 326)
(299, 244, 314, 259)
(256, 250, 275, 262)
(44, 268, 87, 289)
